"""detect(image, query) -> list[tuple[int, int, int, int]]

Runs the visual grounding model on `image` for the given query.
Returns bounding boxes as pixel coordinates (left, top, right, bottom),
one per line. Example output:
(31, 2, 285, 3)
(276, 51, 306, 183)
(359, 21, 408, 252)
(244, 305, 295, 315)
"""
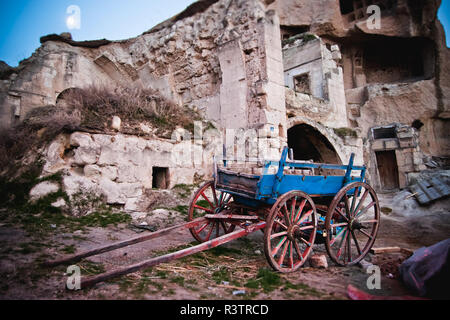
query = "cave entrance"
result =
(288, 124, 342, 166)
(152, 167, 169, 189)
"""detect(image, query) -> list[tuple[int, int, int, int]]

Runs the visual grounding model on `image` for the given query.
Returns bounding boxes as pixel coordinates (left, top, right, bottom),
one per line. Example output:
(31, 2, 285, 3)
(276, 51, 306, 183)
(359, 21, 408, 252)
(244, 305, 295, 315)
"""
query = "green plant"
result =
(245, 268, 283, 293)
(333, 127, 358, 139)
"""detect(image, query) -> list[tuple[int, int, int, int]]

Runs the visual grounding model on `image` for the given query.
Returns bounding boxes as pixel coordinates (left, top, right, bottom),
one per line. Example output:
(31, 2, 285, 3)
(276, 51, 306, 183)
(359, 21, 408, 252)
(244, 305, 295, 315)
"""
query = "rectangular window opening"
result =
(152, 167, 169, 189)
(293, 73, 311, 95)
(373, 126, 397, 140)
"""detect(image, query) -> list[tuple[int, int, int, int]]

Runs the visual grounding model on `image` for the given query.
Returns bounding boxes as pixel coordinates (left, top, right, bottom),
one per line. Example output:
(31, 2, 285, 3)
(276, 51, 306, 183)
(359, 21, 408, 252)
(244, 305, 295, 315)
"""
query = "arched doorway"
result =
(56, 88, 82, 107)
(288, 124, 341, 165)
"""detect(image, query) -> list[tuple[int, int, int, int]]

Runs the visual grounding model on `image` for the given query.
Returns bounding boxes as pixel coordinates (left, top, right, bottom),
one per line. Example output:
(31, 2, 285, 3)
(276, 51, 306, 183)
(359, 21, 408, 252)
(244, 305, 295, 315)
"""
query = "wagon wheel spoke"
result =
(265, 191, 317, 273)
(271, 236, 288, 257)
(270, 231, 288, 240)
(215, 222, 220, 239)
(330, 222, 348, 228)
(282, 204, 291, 227)
(204, 222, 216, 241)
(188, 181, 236, 243)
(193, 205, 214, 213)
(290, 197, 297, 224)
(344, 195, 351, 219)
(351, 230, 362, 256)
(195, 222, 211, 234)
(277, 241, 289, 266)
(346, 229, 352, 263)
(349, 186, 360, 218)
(325, 182, 380, 266)
(274, 219, 288, 230)
(355, 201, 376, 219)
(297, 209, 313, 225)
(352, 189, 369, 219)
(211, 186, 219, 207)
(200, 192, 214, 209)
(330, 227, 347, 246)
(289, 242, 294, 269)
(294, 199, 307, 223)
(336, 229, 349, 260)
(293, 240, 304, 262)
(358, 228, 373, 239)
(334, 207, 349, 222)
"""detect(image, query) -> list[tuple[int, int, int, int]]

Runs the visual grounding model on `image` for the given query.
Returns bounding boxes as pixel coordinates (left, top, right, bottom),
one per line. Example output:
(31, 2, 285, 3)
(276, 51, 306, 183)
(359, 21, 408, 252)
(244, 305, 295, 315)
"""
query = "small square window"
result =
(293, 73, 311, 95)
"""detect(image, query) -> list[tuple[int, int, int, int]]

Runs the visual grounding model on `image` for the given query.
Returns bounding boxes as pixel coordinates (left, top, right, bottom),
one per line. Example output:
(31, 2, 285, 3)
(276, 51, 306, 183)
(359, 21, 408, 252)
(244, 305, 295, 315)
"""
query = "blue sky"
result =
(0, 0, 196, 66)
(0, 0, 449, 67)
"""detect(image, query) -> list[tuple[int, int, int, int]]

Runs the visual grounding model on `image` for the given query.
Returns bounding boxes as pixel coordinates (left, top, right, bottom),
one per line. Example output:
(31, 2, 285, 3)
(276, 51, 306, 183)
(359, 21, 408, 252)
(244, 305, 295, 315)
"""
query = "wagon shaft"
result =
(43, 217, 209, 268)
(80, 221, 266, 289)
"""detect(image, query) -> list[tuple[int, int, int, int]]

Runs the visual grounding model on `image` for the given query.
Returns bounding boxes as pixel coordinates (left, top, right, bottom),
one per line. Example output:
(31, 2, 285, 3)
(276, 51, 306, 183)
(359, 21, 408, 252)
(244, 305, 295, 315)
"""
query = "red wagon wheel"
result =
(188, 181, 236, 243)
(325, 182, 380, 266)
(264, 191, 317, 273)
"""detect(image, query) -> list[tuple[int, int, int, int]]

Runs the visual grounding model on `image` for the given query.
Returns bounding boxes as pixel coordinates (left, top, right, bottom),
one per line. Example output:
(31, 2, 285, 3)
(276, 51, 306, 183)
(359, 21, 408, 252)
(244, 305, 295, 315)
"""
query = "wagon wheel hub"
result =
(349, 219, 364, 231)
(287, 225, 303, 241)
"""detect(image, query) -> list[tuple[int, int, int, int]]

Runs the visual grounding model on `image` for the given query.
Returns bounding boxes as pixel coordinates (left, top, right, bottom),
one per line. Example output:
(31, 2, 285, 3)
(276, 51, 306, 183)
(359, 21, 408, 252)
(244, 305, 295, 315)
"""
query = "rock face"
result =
(41, 131, 207, 213)
(29, 181, 60, 201)
(0, 0, 449, 193)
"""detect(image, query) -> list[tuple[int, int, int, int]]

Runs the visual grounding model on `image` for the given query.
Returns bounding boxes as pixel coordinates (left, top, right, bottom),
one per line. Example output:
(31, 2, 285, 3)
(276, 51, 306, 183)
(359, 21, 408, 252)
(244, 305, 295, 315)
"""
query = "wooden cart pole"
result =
(80, 221, 266, 289)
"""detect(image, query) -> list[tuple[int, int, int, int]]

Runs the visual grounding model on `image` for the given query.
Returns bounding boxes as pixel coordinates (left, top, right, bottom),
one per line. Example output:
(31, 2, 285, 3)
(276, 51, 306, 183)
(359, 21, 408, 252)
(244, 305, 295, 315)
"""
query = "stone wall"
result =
(1, 0, 449, 193)
(42, 131, 207, 213)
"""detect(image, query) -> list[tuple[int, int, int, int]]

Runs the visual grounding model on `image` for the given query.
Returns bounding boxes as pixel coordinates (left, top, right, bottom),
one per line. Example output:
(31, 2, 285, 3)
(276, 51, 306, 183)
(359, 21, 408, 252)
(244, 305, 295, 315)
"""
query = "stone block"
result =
(29, 181, 60, 201)
(309, 254, 328, 268)
(385, 139, 399, 150)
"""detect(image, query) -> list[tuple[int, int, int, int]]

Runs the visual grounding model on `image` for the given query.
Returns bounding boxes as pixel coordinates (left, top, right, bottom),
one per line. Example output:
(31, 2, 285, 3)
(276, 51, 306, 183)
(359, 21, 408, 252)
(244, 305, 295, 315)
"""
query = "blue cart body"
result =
(215, 147, 366, 208)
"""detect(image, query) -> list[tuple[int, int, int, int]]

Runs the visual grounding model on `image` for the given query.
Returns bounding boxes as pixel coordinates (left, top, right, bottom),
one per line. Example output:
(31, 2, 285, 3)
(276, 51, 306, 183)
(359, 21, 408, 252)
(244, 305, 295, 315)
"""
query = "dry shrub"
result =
(0, 105, 81, 170)
(0, 84, 201, 172)
(64, 85, 200, 134)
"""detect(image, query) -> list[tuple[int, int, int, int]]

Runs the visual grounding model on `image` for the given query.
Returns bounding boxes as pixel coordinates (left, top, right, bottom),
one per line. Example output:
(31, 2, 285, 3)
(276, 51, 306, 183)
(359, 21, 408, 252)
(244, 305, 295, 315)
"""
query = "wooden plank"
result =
(204, 214, 260, 220)
(79, 221, 267, 289)
(400, 248, 415, 256)
(43, 217, 208, 267)
(370, 247, 401, 254)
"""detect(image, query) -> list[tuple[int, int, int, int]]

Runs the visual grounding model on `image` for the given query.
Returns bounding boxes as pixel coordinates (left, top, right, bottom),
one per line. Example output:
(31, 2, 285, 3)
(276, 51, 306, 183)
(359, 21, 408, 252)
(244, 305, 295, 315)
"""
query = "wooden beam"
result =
(204, 214, 260, 220)
(43, 218, 208, 268)
(79, 222, 267, 289)
(370, 247, 401, 254)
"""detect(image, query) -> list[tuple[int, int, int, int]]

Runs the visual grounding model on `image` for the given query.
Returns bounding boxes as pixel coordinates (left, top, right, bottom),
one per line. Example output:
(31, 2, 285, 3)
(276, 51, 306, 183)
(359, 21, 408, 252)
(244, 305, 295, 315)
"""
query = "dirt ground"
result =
(0, 189, 449, 301)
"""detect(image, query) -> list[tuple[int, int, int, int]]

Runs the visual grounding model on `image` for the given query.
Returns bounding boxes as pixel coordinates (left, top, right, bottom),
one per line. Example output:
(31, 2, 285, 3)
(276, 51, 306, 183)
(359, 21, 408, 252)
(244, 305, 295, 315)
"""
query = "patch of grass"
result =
(79, 261, 105, 276)
(155, 270, 168, 279)
(195, 200, 210, 209)
(172, 205, 189, 216)
(381, 207, 393, 214)
(333, 127, 358, 139)
(245, 268, 283, 293)
(61, 245, 76, 254)
(16, 242, 46, 255)
(170, 276, 185, 286)
(284, 281, 326, 298)
(212, 267, 231, 284)
(209, 246, 242, 257)
(173, 184, 193, 199)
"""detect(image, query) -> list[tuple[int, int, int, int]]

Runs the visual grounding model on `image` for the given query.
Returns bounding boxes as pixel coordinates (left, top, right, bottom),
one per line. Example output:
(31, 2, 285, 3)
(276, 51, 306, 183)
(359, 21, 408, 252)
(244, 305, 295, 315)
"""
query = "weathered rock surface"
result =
(29, 181, 60, 201)
(41, 131, 205, 213)
(1, 0, 448, 199)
